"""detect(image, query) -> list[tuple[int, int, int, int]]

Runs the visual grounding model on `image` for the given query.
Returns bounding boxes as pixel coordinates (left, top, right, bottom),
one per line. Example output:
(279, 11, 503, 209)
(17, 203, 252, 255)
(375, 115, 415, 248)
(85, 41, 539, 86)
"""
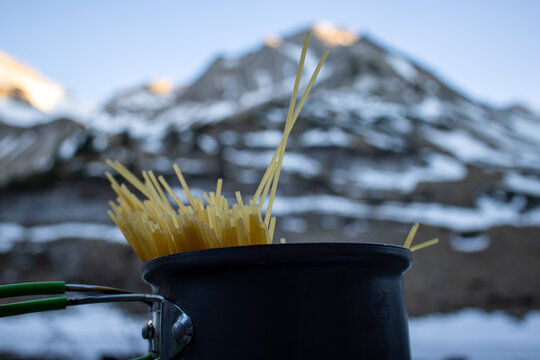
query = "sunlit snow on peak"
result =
(146, 78, 173, 95)
(0, 50, 65, 112)
(312, 21, 358, 46)
(264, 33, 283, 48)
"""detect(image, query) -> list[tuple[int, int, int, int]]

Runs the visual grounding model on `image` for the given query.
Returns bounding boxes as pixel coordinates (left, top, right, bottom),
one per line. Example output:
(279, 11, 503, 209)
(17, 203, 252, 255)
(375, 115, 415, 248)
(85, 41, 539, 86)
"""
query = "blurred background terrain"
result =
(1, 1, 539, 359)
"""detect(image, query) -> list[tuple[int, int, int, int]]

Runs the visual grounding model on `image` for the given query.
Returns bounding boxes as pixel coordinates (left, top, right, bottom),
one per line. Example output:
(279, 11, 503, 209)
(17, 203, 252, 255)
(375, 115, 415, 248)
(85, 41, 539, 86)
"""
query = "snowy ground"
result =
(0, 304, 148, 360)
(409, 309, 540, 360)
(0, 305, 538, 360)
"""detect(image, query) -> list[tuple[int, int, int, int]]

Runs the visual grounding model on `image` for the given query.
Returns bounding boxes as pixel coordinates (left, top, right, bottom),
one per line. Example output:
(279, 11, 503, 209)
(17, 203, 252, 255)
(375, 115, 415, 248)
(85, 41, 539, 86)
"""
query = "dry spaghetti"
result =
(107, 33, 328, 261)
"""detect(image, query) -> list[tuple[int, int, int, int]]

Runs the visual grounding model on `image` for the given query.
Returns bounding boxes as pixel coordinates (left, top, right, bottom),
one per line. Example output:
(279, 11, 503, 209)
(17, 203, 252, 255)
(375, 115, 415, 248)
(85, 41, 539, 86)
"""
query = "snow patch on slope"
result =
(332, 153, 466, 193)
(270, 194, 540, 232)
(0, 222, 125, 253)
(0, 98, 48, 127)
(423, 127, 509, 165)
(224, 148, 322, 177)
(503, 172, 540, 197)
(386, 54, 417, 82)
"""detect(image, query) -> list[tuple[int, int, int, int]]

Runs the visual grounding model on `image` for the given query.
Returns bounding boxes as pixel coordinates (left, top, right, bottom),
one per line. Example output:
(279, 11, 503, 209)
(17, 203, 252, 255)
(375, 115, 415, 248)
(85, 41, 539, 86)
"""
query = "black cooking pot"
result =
(142, 242, 412, 360)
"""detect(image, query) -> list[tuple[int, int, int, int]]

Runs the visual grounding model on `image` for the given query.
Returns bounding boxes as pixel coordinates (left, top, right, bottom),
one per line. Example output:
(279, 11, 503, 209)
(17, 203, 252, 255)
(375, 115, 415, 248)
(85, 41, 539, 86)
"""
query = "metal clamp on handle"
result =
(143, 299, 194, 359)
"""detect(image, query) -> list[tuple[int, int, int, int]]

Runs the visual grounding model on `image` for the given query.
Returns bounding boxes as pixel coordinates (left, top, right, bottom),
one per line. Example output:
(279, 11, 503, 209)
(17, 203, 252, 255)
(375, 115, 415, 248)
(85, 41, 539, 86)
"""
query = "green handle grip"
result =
(0, 281, 66, 299)
(0, 297, 68, 317)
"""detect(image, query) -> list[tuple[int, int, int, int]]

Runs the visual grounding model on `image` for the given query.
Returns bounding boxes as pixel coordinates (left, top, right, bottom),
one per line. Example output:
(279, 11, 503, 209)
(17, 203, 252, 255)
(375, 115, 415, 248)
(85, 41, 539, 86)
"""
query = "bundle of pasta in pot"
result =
(106, 34, 328, 262)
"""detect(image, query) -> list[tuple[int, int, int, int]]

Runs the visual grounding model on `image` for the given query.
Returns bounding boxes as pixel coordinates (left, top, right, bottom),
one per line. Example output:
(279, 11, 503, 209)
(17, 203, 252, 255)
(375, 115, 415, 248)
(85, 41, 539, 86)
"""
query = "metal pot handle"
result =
(0, 281, 193, 360)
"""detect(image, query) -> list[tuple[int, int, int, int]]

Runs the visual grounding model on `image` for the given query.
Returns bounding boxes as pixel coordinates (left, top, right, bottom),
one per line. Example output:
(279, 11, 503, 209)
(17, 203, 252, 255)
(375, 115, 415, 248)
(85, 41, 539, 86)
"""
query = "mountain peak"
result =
(0, 50, 65, 112)
(311, 21, 359, 46)
(146, 78, 173, 95)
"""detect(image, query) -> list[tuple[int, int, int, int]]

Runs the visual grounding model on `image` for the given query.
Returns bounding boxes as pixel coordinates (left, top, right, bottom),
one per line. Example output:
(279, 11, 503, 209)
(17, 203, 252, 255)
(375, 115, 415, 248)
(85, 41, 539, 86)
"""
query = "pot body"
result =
(142, 243, 412, 360)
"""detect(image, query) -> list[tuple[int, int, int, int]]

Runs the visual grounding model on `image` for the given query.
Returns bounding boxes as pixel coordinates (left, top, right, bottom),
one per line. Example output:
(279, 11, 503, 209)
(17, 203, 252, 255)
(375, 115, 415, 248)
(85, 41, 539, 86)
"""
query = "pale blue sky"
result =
(1, 0, 539, 109)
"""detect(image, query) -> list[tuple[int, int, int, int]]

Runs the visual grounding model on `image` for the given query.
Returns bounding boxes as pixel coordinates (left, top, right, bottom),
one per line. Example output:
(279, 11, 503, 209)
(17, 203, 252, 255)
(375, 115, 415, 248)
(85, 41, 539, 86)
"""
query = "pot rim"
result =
(142, 242, 412, 282)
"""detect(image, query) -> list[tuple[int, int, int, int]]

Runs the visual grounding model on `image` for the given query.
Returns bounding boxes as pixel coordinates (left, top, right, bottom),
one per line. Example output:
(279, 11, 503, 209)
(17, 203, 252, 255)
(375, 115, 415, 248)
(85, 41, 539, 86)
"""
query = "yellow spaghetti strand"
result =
(254, 33, 310, 203)
(264, 49, 329, 225)
(173, 163, 195, 207)
(403, 223, 419, 248)
(410, 238, 439, 252)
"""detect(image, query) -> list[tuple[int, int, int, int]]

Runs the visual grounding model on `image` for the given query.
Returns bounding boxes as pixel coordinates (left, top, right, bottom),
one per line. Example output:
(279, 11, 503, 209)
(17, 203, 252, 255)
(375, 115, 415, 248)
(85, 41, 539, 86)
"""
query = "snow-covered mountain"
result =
(0, 51, 95, 186)
(92, 23, 540, 215)
(1, 23, 540, 322)
(2, 22, 540, 229)
(2, 22, 540, 228)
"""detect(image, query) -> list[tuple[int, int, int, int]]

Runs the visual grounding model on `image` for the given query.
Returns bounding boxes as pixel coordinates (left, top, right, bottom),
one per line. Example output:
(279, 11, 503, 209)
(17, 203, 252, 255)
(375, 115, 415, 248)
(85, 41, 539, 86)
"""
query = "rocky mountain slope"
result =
(1, 23, 540, 325)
